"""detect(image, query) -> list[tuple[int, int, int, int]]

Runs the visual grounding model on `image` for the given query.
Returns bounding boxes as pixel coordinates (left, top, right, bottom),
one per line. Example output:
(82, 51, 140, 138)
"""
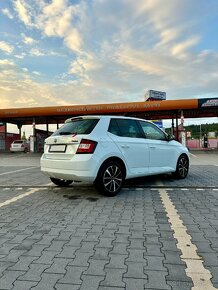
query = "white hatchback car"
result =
(41, 115, 189, 196)
(10, 140, 29, 153)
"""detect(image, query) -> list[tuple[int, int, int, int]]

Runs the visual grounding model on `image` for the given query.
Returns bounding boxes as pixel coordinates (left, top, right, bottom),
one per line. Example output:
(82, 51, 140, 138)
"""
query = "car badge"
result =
(54, 138, 57, 143)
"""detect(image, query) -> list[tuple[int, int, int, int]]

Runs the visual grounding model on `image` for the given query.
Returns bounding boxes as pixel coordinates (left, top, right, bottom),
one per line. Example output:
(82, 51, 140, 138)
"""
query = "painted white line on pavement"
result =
(0, 183, 51, 209)
(0, 188, 39, 208)
(157, 181, 217, 290)
(46, 182, 53, 186)
(0, 167, 36, 176)
(190, 153, 197, 158)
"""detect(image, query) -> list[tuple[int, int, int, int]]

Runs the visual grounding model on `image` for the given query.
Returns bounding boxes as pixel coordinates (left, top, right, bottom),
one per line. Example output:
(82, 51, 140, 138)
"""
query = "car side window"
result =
(108, 119, 142, 138)
(108, 119, 121, 136)
(139, 121, 166, 140)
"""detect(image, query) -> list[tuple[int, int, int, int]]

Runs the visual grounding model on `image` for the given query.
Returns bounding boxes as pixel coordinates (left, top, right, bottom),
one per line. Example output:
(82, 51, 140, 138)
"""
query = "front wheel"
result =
(50, 178, 73, 187)
(95, 161, 124, 196)
(173, 154, 189, 179)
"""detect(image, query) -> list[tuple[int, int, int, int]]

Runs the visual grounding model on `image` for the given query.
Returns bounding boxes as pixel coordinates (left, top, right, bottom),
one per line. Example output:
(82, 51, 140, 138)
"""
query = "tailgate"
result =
(44, 135, 82, 160)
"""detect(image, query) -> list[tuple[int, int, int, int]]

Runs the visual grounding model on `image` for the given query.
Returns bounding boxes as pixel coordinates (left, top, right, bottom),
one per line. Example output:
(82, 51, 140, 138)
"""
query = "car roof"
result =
(66, 115, 153, 123)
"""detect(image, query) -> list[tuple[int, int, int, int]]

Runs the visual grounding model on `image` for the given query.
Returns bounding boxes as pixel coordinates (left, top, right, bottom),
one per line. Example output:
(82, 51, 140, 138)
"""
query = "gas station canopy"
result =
(0, 98, 217, 126)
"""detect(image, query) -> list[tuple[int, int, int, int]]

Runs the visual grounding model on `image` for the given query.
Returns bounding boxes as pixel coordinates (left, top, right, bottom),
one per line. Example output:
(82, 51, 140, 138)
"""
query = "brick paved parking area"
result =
(0, 152, 217, 290)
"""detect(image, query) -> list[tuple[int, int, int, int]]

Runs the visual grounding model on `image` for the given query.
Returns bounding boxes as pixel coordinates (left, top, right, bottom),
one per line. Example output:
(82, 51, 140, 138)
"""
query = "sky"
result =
(1, 0, 218, 108)
(0, 0, 218, 134)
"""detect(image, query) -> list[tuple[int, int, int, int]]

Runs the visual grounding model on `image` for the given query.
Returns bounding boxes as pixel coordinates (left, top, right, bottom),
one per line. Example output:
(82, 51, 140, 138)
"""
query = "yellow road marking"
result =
(157, 182, 217, 290)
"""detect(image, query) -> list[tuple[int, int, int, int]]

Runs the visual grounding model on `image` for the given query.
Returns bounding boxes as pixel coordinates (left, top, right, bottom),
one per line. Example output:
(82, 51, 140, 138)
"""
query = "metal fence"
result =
(187, 138, 218, 149)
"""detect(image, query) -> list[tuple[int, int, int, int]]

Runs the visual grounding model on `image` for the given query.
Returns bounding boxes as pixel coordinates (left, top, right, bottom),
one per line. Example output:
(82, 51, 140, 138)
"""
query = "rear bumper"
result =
(40, 153, 100, 183)
(10, 147, 25, 152)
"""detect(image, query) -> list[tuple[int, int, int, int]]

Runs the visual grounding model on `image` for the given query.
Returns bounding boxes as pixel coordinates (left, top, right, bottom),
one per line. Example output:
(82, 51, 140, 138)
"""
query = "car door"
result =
(108, 118, 149, 176)
(138, 121, 174, 174)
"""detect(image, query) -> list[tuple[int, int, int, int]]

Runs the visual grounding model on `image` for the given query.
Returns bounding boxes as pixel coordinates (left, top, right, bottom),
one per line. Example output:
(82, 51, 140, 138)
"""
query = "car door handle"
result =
(121, 145, 129, 148)
(149, 146, 156, 149)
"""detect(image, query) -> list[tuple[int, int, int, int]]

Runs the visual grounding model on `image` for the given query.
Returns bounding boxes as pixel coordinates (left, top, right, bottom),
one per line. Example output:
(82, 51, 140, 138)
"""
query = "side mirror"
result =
(167, 134, 175, 141)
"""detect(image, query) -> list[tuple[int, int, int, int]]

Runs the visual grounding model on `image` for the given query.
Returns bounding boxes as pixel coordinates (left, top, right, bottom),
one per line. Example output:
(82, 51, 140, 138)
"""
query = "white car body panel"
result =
(108, 132, 150, 176)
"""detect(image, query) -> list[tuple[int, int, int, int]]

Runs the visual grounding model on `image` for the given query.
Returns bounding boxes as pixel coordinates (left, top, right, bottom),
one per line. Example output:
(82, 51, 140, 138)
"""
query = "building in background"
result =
(0, 124, 20, 150)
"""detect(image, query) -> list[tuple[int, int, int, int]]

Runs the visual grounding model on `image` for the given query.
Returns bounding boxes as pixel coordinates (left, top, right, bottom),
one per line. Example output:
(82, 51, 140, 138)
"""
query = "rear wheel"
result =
(50, 178, 73, 187)
(95, 161, 124, 196)
(173, 154, 189, 179)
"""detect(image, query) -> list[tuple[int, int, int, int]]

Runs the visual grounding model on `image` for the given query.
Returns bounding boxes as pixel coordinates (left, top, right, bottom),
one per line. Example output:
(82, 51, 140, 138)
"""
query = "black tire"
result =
(50, 178, 73, 187)
(173, 154, 189, 179)
(95, 161, 124, 196)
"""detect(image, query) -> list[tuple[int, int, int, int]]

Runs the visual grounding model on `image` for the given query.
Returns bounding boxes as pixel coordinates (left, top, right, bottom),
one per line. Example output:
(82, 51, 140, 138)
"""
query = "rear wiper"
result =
(59, 132, 73, 135)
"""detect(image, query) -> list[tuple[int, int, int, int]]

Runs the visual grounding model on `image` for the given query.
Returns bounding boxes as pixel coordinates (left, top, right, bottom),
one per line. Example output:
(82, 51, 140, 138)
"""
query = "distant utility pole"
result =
(199, 124, 201, 148)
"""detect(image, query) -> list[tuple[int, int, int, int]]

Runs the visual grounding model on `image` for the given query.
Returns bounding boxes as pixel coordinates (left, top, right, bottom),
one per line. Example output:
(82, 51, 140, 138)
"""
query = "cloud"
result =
(0, 41, 14, 54)
(171, 36, 200, 57)
(1, 8, 14, 19)
(12, 0, 84, 53)
(38, 1, 83, 53)
(2, 0, 218, 111)
(43, 0, 67, 17)
(32, 71, 41, 76)
(15, 53, 26, 59)
(28, 48, 64, 57)
(69, 53, 101, 78)
(14, 0, 33, 26)
(0, 59, 15, 67)
(64, 29, 82, 53)
(29, 48, 45, 56)
(115, 45, 218, 98)
(22, 33, 37, 45)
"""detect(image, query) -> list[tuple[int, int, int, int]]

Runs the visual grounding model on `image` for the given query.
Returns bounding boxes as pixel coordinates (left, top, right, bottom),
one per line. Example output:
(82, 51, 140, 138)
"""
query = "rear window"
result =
(52, 118, 99, 136)
(13, 140, 23, 144)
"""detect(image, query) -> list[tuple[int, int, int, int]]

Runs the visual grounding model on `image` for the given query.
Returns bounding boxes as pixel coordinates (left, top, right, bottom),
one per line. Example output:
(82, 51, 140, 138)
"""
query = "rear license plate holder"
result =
(49, 145, 66, 153)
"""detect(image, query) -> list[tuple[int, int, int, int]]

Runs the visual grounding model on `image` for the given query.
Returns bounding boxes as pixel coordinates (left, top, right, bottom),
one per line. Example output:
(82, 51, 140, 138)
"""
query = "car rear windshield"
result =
(52, 118, 99, 136)
(13, 140, 23, 144)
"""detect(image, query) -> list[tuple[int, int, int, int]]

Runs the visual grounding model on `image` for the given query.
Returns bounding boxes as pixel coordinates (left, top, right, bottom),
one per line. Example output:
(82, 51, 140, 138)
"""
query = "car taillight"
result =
(76, 139, 97, 154)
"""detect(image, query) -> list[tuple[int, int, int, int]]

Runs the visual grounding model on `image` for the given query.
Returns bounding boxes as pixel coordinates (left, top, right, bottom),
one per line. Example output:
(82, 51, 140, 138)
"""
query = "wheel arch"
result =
(95, 156, 127, 181)
(173, 152, 189, 170)
(173, 152, 189, 179)
(178, 152, 189, 162)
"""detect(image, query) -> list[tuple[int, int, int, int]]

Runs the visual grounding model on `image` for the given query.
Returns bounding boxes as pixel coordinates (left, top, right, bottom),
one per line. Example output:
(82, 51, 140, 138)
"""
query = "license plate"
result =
(49, 145, 66, 152)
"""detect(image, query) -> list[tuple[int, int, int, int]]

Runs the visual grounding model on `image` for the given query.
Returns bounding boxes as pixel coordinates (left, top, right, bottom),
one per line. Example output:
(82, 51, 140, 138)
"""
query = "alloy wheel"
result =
(103, 165, 123, 193)
(178, 156, 189, 178)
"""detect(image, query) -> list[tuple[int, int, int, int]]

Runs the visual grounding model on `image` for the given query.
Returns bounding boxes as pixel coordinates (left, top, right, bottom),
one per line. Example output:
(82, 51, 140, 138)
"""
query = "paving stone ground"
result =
(0, 186, 195, 290)
(0, 152, 217, 290)
(168, 188, 218, 288)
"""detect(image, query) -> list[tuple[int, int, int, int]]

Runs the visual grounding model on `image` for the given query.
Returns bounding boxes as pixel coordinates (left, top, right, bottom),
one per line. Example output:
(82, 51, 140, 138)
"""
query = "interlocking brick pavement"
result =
(1, 178, 218, 289)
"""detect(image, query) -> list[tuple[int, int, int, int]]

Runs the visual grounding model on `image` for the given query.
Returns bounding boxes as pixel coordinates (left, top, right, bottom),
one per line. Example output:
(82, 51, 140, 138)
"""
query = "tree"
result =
(21, 131, 27, 141)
